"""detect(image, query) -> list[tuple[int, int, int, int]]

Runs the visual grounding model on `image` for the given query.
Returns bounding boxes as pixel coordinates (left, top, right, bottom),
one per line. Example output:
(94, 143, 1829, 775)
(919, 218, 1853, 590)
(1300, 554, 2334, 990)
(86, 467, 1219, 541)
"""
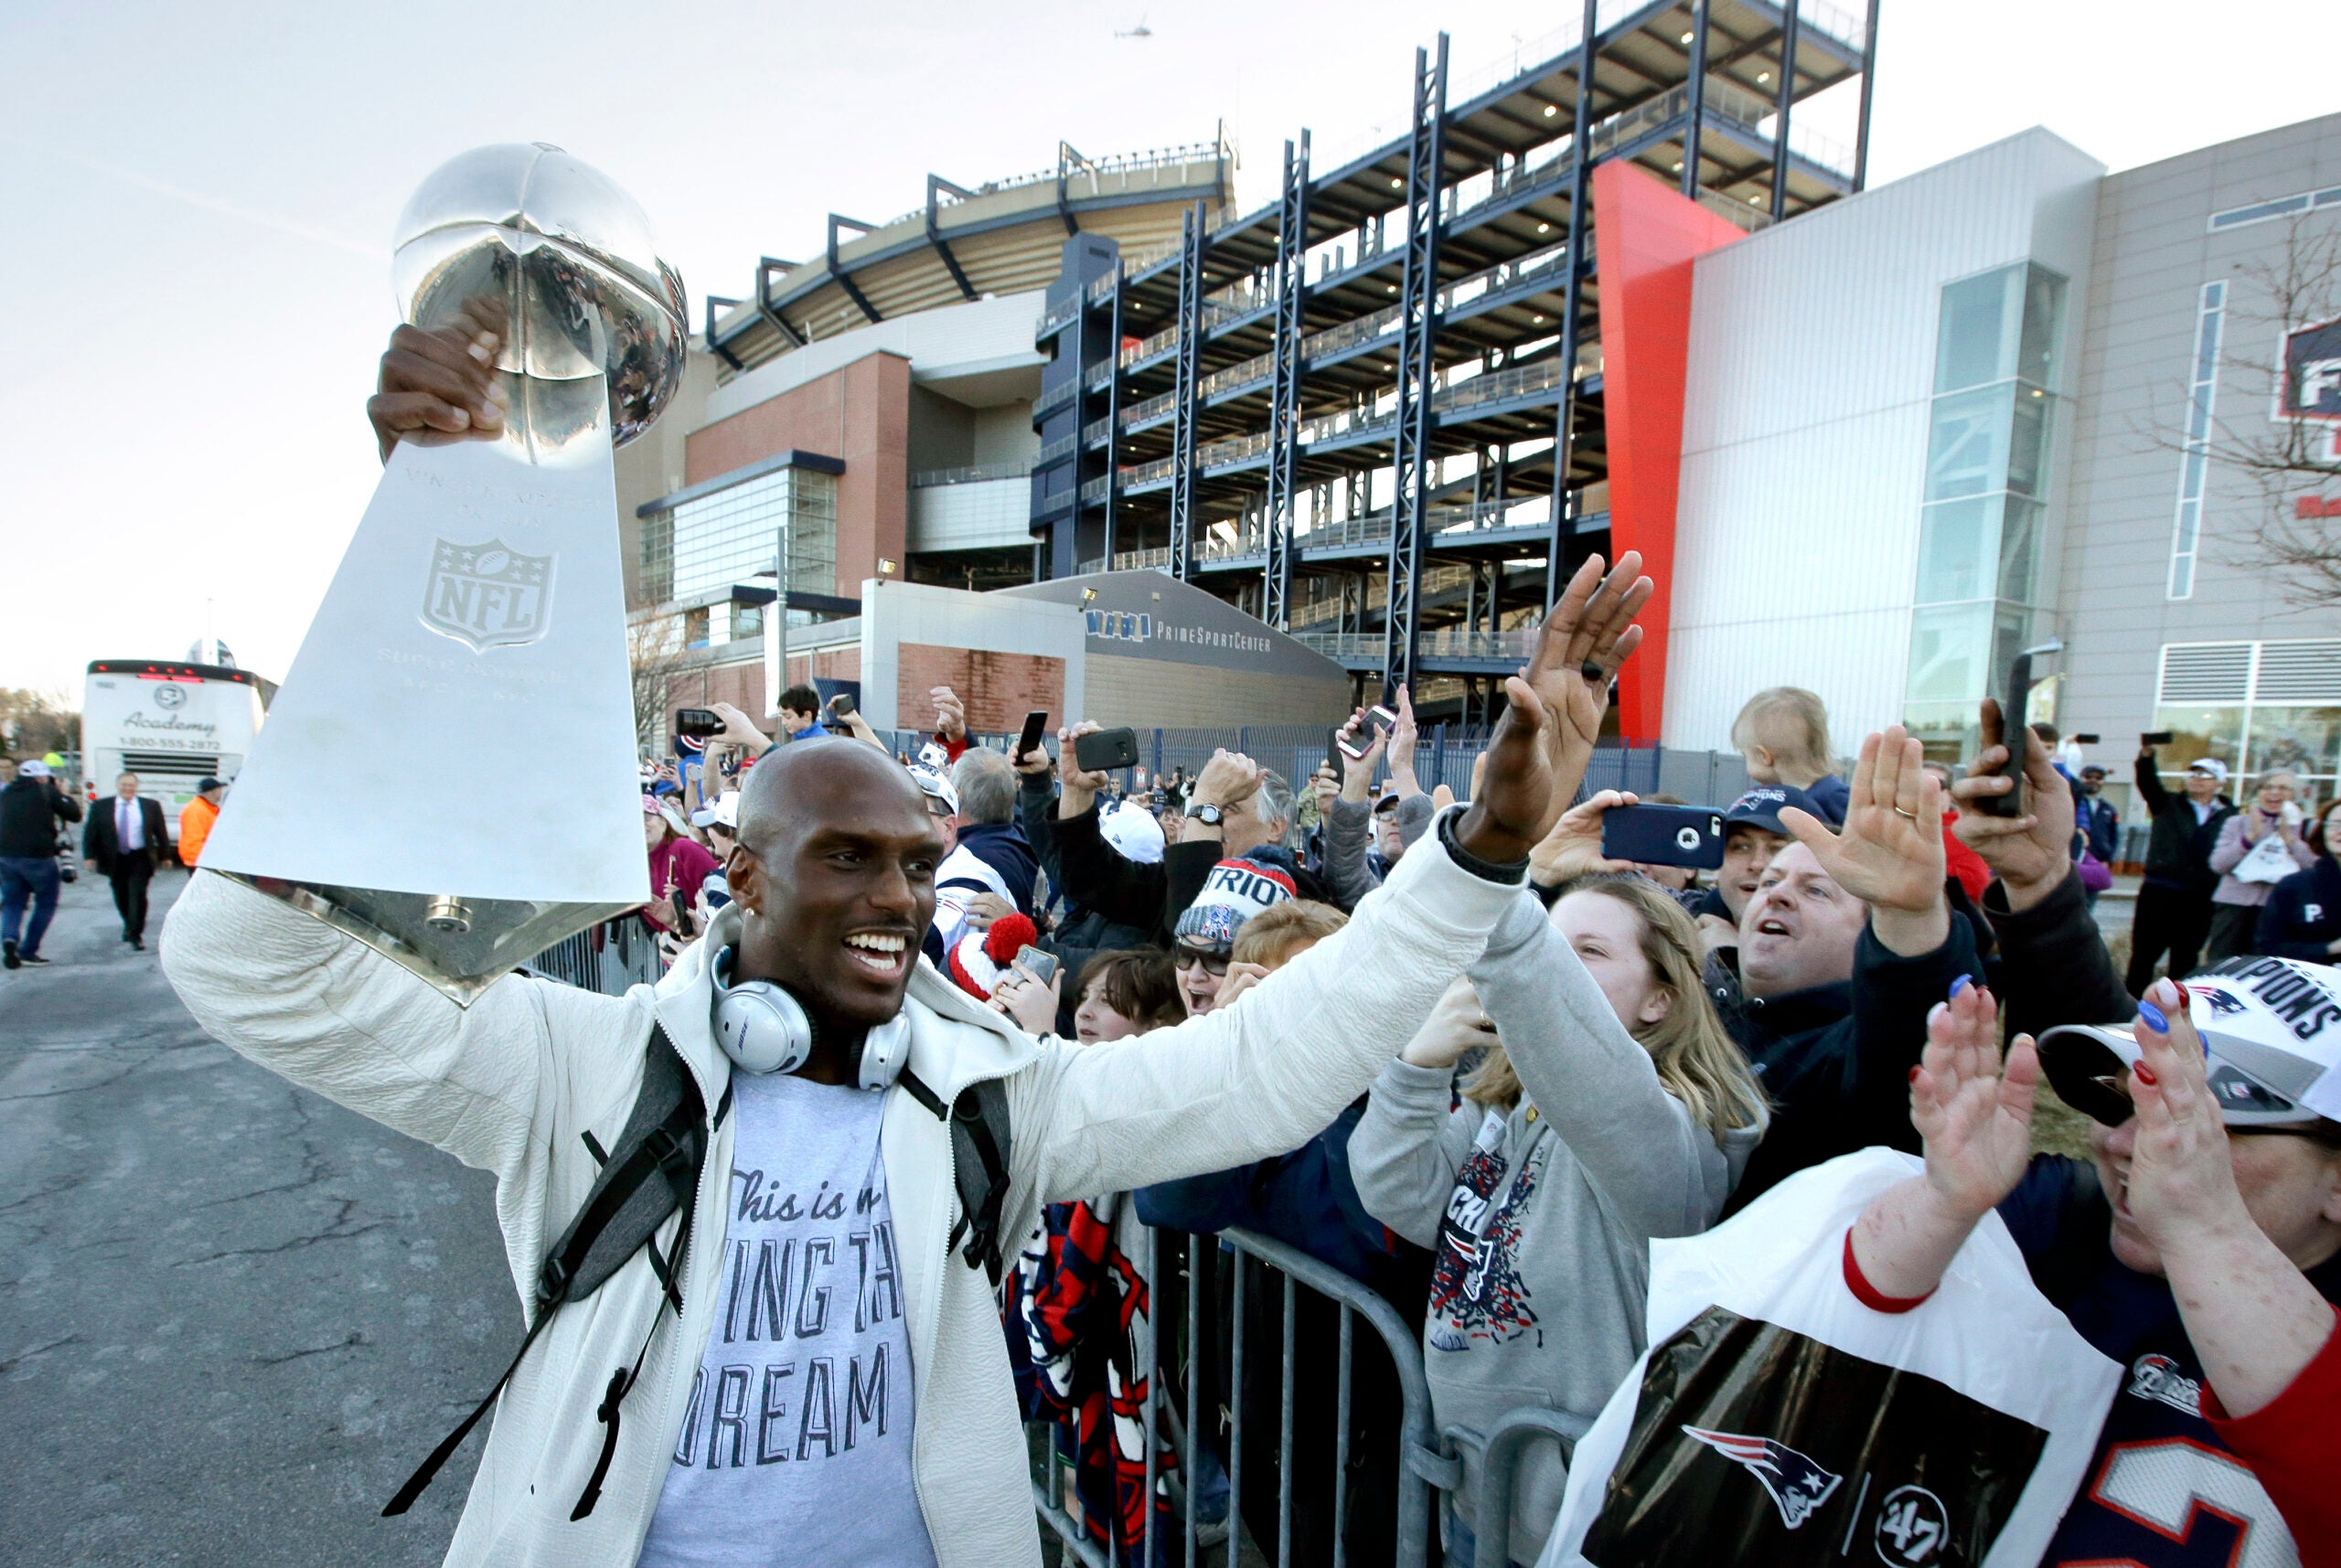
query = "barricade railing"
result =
(520, 915, 662, 997)
(1021, 1221, 1584, 1568)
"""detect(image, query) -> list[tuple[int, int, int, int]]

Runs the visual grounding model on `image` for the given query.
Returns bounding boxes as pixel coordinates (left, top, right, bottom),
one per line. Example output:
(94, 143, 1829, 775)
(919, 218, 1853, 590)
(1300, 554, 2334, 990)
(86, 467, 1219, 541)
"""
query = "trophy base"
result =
(219, 873, 641, 1007)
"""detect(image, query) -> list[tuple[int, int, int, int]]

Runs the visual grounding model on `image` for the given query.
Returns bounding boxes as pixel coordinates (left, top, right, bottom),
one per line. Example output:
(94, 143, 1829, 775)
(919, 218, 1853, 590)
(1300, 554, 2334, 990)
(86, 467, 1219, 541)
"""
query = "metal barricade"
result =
(1021, 1221, 1597, 1568)
(519, 916, 664, 997)
(1025, 1223, 1442, 1568)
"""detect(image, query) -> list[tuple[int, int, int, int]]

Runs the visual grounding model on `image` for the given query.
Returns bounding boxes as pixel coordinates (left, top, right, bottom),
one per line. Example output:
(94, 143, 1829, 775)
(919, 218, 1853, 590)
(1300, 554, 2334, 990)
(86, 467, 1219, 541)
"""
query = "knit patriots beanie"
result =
(947, 912, 1040, 1000)
(1173, 855, 1298, 949)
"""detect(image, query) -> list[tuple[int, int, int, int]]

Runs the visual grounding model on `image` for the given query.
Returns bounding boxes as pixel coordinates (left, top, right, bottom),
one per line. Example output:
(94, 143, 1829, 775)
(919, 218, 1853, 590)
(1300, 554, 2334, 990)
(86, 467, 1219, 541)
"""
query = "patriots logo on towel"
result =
(1681, 1425, 1843, 1529)
(2196, 986, 2248, 1016)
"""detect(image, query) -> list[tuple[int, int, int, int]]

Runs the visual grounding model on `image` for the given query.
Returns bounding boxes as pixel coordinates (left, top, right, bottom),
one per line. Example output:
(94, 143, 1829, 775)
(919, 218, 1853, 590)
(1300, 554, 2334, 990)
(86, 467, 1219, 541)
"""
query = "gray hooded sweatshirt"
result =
(1348, 892, 1760, 1564)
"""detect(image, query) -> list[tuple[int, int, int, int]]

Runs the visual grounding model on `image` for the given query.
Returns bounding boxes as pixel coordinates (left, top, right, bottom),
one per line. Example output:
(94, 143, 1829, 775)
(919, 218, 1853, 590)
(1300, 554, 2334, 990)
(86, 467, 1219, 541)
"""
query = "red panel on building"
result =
(1591, 163, 1747, 741)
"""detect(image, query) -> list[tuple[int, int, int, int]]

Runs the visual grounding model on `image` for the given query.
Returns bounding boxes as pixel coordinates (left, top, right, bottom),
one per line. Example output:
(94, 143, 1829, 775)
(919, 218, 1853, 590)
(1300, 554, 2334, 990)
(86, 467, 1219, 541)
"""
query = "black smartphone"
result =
(1601, 804, 1727, 869)
(2073, 733, 2100, 745)
(1017, 710, 1051, 766)
(1013, 945, 1061, 985)
(670, 889, 695, 937)
(1974, 655, 2035, 819)
(2141, 730, 2175, 748)
(826, 691, 857, 718)
(675, 708, 723, 739)
(1074, 726, 1141, 773)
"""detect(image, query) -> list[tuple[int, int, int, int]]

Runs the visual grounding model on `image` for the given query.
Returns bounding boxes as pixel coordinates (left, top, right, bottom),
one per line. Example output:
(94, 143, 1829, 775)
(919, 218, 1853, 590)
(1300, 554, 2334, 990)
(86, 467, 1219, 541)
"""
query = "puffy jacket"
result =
(0, 777, 80, 859)
(2135, 758, 2235, 892)
(2258, 857, 2341, 964)
(176, 795, 219, 869)
(159, 817, 1520, 1568)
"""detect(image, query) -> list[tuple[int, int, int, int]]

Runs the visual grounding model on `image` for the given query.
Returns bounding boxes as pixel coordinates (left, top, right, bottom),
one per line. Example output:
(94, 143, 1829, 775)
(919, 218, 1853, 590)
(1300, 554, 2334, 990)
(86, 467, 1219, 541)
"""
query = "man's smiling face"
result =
(730, 744, 941, 1029)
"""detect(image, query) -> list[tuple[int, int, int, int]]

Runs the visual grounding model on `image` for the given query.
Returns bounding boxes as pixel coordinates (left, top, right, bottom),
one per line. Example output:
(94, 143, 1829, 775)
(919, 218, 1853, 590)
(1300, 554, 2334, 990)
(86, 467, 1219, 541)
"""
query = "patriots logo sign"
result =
(1681, 1426, 1842, 1529)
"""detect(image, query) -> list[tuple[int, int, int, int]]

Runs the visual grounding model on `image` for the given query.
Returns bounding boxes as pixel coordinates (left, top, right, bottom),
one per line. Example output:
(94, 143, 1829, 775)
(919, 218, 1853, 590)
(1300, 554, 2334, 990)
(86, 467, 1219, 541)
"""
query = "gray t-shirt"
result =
(637, 1072, 937, 1567)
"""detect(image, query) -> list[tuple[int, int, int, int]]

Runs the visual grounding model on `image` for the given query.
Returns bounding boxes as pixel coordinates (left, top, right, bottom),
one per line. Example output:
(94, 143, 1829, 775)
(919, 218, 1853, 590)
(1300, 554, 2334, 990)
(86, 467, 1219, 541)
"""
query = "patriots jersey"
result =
(1998, 1157, 2338, 1567)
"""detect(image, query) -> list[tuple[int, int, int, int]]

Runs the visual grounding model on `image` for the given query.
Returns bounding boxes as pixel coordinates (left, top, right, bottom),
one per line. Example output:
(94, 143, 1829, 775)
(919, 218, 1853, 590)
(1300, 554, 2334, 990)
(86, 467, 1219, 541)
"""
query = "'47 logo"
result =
(1873, 1483, 1948, 1566)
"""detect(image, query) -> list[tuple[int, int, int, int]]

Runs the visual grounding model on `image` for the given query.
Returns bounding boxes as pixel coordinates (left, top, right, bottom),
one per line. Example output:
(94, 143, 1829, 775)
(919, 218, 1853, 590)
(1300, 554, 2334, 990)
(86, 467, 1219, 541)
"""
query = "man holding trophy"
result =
(162, 141, 1657, 1568)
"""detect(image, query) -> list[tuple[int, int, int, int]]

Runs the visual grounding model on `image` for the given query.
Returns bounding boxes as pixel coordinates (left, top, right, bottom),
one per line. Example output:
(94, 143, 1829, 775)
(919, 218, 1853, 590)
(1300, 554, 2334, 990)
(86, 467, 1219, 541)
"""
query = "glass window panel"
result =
(1916, 496, 2001, 604)
(2149, 706, 2245, 778)
(2016, 265, 2068, 390)
(1935, 267, 2019, 394)
(1906, 602, 1994, 706)
(2240, 706, 2341, 785)
(2169, 549, 2197, 600)
(2193, 295, 2225, 386)
(1925, 384, 2015, 502)
(1997, 496, 2043, 604)
(2007, 386, 2053, 496)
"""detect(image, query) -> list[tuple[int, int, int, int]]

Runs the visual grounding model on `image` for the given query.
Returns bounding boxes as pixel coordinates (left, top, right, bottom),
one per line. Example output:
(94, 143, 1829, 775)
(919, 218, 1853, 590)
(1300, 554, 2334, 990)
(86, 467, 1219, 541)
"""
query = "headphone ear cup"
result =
(858, 1013, 912, 1092)
(715, 982, 813, 1075)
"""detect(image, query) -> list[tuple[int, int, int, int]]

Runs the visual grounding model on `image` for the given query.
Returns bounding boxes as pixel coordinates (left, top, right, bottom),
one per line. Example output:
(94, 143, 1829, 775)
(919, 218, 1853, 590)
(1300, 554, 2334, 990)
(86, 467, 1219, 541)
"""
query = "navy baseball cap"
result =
(1721, 784, 1819, 837)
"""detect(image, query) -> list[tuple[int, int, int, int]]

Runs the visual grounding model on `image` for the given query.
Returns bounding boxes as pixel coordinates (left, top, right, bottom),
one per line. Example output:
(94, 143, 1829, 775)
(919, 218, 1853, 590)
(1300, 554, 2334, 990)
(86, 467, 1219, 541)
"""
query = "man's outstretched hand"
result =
(1456, 551, 1652, 865)
(367, 304, 511, 463)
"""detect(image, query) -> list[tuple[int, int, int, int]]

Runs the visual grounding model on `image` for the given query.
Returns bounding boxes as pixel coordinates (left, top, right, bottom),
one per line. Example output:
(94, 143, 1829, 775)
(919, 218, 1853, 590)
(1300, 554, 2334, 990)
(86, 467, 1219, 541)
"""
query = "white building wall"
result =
(907, 477, 1032, 552)
(702, 290, 1048, 424)
(1665, 129, 2106, 754)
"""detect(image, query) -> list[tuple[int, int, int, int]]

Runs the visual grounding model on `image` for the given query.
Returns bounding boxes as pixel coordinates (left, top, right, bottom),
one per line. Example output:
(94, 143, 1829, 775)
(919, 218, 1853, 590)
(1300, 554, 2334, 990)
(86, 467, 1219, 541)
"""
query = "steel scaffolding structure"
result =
(1029, 0, 1880, 699)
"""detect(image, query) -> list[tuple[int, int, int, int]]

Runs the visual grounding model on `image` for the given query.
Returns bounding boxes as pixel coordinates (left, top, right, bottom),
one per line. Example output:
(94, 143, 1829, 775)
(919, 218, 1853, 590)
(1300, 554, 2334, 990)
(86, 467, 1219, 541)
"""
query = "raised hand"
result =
(1191, 750, 1263, 813)
(1461, 551, 1653, 862)
(1055, 722, 1113, 818)
(1213, 960, 1275, 1011)
(1337, 710, 1387, 802)
(1780, 725, 1947, 921)
(1529, 789, 1639, 889)
(930, 687, 967, 742)
(367, 302, 511, 462)
(1400, 977, 1500, 1071)
(1950, 699, 2076, 912)
(1387, 685, 1422, 795)
(989, 962, 1063, 1035)
(1913, 981, 2038, 1221)
(709, 701, 774, 755)
(2123, 978, 2256, 1254)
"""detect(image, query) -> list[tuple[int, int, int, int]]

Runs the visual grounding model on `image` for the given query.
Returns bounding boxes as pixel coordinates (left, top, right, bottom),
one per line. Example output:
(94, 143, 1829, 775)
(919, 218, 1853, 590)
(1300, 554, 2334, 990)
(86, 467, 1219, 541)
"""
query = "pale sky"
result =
(1, 0, 2332, 697)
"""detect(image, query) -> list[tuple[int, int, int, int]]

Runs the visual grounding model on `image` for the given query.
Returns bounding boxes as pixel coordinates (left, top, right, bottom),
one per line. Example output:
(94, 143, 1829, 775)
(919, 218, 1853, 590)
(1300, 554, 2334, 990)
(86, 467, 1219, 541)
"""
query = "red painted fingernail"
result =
(2133, 1063, 2158, 1087)
(1908, 1066, 1921, 1083)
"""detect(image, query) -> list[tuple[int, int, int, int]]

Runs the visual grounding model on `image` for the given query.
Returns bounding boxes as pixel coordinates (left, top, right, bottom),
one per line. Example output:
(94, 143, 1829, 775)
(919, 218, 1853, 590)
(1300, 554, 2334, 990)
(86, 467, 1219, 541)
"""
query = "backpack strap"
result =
(900, 1066, 1015, 1288)
(382, 1024, 709, 1518)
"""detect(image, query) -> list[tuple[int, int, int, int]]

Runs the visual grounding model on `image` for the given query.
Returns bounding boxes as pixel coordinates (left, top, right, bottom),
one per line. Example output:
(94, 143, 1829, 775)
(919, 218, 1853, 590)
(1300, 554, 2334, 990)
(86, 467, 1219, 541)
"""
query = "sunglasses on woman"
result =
(1171, 945, 1231, 976)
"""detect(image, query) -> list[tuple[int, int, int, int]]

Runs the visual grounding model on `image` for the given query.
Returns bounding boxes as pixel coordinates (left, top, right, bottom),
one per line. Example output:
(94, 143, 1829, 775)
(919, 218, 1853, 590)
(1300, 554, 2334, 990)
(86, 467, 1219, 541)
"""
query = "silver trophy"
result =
(198, 144, 685, 1003)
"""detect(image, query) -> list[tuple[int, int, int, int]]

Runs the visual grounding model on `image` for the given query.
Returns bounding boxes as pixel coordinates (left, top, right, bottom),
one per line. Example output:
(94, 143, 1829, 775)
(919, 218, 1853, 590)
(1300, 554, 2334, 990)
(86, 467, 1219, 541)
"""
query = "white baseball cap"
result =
(2186, 758, 2229, 784)
(17, 760, 50, 779)
(690, 790, 740, 830)
(1102, 800, 1166, 864)
(909, 765, 959, 816)
(2039, 957, 2341, 1129)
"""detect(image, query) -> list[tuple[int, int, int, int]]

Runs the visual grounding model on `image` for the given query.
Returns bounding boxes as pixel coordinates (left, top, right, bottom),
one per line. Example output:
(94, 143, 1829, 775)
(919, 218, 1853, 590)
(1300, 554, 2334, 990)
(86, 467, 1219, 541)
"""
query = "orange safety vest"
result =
(177, 794, 219, 867)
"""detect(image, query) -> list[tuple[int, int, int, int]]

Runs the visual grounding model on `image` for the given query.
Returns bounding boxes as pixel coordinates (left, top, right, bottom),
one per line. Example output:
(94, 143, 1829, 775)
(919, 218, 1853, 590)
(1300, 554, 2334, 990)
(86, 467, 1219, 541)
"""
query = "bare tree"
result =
(0, 688, 80, 758)
(625, 606, 694, 753)
(2150, 217, 2341, 608)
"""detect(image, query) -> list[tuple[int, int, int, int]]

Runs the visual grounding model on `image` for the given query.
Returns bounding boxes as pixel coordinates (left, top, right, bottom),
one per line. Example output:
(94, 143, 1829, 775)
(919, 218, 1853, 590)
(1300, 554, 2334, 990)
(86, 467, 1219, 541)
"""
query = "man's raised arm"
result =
(1008, 553, 1653, 1204)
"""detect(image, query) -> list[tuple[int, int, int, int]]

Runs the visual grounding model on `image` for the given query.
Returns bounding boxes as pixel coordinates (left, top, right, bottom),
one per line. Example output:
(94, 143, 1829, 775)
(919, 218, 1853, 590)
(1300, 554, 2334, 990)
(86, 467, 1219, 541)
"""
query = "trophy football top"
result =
(391, 143, 688, 455)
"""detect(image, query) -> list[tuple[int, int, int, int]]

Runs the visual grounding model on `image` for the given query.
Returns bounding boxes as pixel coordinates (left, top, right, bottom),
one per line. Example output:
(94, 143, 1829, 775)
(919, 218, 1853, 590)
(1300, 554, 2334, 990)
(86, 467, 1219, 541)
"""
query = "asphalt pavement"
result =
(0, 871, 509, 1566)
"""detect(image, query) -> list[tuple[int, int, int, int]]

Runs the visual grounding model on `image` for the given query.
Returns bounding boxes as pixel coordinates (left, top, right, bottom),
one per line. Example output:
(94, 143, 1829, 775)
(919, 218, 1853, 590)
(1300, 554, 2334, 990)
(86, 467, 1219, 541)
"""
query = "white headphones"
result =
(711, 945, 912, 1091)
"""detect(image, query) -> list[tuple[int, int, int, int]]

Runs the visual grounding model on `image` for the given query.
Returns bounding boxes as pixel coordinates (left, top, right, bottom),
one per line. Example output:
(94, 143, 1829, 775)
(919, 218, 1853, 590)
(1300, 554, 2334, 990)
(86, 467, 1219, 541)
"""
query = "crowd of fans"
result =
(611, 662, 2341, 1568)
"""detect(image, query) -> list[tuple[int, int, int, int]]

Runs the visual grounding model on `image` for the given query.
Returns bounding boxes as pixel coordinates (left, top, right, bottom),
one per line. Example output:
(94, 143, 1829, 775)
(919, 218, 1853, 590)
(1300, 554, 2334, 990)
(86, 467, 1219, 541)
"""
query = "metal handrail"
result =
(912, 459, 1036, 486)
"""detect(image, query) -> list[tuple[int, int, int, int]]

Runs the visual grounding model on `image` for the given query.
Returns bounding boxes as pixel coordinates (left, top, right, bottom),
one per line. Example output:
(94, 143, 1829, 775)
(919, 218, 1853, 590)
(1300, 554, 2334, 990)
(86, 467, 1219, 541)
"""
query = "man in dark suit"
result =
(83, 773, 170, 950)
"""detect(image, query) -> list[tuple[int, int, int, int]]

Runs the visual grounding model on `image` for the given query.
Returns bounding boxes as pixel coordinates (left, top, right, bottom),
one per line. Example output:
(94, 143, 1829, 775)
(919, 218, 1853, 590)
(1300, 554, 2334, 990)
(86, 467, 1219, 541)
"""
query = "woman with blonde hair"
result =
(1349, 846, 1767, 1567)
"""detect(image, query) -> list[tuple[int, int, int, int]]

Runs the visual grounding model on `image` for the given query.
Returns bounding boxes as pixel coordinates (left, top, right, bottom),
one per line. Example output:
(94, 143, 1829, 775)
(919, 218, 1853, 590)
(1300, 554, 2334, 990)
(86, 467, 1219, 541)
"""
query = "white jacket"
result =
(159, 820, 1520, 1568)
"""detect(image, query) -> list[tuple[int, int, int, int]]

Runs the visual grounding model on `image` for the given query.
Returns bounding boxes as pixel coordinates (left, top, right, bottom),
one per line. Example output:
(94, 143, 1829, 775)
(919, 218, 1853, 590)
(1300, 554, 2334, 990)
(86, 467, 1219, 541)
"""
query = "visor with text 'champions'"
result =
(2037, 956, 2341, 1130)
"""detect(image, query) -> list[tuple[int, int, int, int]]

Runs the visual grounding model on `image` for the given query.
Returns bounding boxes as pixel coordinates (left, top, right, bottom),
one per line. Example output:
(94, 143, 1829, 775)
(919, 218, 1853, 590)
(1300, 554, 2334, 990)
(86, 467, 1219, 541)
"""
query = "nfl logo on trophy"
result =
(424, 540, 555, 652)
